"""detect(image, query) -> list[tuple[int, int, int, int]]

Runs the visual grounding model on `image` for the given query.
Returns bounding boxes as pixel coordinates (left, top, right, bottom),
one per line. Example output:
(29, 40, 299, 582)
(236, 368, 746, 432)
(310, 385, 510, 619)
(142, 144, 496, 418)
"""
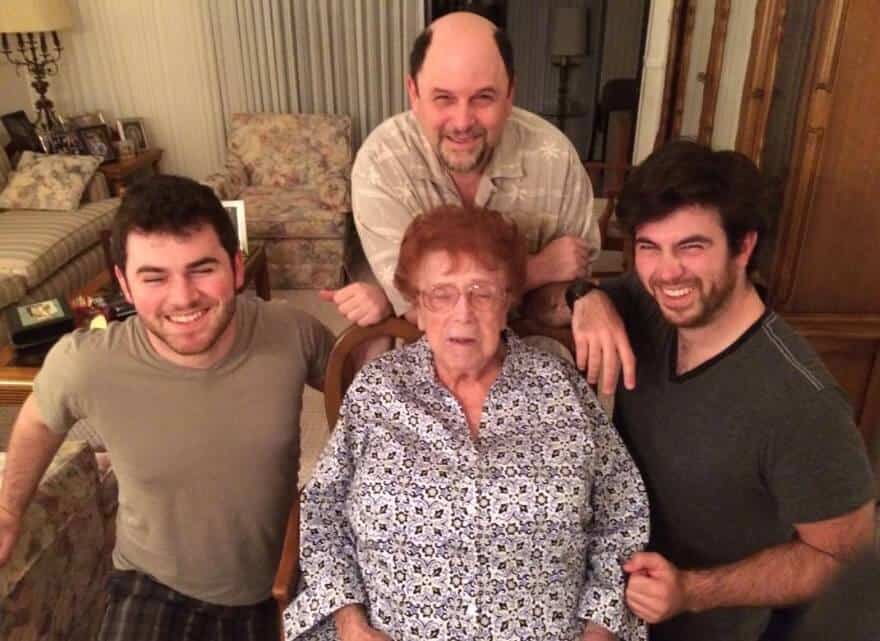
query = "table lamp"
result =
(550, 7, 588, 131)
(0, 0, 74, 133)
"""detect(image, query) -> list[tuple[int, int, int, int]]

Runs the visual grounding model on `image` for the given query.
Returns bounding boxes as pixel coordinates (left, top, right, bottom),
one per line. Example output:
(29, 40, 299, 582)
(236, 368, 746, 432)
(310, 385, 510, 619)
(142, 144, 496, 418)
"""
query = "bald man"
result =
(323, 12, 601, 344)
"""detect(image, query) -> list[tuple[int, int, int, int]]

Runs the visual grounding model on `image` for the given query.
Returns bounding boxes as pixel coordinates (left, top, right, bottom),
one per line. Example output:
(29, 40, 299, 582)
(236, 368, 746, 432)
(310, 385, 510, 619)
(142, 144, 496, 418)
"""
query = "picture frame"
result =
(117, 117, 148, 152)
(1, 110, 43, 153)
(221, 200, 249, 255)
(39, 129, 86, 155)
(67, 111, 106, 129)
(77, 124, 118, 163)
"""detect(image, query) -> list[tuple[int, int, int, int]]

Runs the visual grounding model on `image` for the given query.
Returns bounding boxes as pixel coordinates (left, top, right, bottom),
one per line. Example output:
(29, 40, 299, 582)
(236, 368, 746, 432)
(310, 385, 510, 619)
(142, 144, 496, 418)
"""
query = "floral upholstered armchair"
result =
(204, 113, 353, 289)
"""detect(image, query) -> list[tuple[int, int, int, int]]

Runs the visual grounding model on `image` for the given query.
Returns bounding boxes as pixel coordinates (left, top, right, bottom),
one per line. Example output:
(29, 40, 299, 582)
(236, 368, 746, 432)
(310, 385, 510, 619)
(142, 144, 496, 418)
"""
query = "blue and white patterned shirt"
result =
(285, 331, 649, 641)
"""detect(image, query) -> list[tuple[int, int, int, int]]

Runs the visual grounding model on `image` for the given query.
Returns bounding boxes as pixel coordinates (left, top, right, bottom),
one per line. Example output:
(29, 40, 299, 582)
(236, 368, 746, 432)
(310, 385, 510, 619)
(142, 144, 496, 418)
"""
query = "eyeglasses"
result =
(419, 282, 508, 313)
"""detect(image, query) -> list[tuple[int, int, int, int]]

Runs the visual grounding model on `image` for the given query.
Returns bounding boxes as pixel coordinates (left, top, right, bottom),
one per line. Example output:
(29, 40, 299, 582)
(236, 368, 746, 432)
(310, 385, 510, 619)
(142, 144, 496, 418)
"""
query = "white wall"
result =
(633, 0, 674, 164)
(712, 0, 758, 149)
(679, 0, 717, 139)
(0, 62, 33, 145)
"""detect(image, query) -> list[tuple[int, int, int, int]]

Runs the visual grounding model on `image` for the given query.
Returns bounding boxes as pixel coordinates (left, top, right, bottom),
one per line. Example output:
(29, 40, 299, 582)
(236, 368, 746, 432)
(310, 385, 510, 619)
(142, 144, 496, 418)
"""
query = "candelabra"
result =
(0, 0, 74, 133)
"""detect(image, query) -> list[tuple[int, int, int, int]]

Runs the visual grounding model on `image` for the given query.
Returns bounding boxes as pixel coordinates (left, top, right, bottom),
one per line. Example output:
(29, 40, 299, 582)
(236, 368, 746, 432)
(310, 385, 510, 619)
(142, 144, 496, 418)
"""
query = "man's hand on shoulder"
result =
(0, 502, 22, 567)
(571, 289, 636, 395)
(526, 235, 590, 289)
(623, 552, 691, 624)
(321, 283, 392, 327)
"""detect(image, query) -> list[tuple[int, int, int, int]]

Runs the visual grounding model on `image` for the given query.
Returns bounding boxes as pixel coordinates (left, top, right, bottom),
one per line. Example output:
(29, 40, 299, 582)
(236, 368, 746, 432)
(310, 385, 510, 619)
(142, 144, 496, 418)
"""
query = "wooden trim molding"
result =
(697, 0, 732, 145)
(785, 312, 880, 444)
(654, 0, 689, 150)
(784, 314, 880, 339)
(769, 0, 846, 308)
(735, 0, 788, 163)
(670, 2, 697, 138)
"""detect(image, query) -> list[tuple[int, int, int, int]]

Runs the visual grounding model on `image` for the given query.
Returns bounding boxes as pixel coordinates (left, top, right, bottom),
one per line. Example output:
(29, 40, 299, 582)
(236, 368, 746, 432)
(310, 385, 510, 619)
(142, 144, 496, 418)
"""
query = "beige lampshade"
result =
(550, 7, 588, 57)
(0, 0, 74, 34)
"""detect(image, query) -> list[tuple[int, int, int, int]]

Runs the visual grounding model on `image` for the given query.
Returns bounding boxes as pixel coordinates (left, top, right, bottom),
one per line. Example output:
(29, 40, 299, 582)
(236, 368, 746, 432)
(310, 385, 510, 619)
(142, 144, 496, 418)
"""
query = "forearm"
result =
(525, 252, 553, 291)
(682, 539, 838, 612)
(521, 282, 572, 327)
(0, 394, 65, 516)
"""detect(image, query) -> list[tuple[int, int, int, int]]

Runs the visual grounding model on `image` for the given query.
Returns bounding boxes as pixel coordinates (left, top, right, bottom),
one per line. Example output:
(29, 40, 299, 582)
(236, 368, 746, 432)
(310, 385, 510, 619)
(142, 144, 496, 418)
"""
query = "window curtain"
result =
(51, 0, 424, 178)
(208, 0, 423, 148)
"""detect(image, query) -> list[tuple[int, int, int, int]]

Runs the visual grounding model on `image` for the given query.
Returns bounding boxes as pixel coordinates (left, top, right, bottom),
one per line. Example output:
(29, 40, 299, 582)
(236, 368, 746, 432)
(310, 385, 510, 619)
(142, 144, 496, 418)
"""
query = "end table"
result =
(100, 148, 163, 197)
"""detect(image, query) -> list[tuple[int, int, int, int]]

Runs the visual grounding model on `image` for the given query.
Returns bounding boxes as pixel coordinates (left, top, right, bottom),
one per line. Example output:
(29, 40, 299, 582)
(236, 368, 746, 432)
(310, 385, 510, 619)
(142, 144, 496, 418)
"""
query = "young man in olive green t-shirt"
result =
(0, 176, 334, 641)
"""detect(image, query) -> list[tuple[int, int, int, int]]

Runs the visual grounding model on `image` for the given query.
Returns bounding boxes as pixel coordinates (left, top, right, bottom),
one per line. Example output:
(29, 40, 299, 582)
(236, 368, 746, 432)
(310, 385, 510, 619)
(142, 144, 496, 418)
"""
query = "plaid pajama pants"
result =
(98, 570, 279, 641)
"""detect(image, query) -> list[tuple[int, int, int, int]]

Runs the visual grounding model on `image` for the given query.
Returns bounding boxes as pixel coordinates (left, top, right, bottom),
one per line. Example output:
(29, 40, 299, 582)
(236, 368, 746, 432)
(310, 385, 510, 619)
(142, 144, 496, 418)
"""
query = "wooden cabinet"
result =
(749, 0, 880, 445)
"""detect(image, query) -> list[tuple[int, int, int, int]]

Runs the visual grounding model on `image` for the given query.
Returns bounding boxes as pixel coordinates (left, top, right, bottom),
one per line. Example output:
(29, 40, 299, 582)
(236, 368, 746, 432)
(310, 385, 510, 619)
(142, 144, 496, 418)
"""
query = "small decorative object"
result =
(68, 111, 106, 129)
(222, 200, 249, 255)
(39, 128, 86, 154)
(117, 117, 148, 152)
(77, 123, 118, 163)
(5, 297, 75, 351)
(0, 0, 75, 132)
(115, 139, 136, 160)
(1, 110, 43, 153)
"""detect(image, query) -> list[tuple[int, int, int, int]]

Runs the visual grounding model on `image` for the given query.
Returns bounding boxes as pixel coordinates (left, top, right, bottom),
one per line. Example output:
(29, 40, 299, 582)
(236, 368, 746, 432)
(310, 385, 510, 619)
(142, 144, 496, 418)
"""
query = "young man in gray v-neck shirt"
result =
(569, 141, 875, 641)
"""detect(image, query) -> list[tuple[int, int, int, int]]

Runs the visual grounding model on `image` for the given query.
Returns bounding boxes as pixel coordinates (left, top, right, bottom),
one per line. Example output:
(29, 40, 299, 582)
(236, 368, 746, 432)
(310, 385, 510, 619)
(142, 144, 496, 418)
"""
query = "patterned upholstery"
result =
(0, 198, 118, 289)
(0, 147, 119, 349)
(204, 112, 353, 289)
(0, 152, 101, 211)
(0, 441, 117, 641)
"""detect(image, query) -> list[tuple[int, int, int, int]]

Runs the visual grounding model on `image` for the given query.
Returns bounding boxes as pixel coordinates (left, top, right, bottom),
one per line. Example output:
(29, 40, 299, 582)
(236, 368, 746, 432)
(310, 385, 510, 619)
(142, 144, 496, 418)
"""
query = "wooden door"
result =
(765, 0, 880, 444)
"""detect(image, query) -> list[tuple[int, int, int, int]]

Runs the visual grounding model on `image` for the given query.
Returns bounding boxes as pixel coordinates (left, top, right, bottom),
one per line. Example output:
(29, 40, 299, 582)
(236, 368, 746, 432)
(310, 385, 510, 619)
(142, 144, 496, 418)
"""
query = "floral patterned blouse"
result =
(284, 331, 649, 641)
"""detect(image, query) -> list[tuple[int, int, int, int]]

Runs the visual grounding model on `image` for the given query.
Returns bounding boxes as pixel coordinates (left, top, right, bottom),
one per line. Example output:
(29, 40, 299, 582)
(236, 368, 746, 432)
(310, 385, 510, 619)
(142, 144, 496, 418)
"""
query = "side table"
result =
(99, 148, 163, 197)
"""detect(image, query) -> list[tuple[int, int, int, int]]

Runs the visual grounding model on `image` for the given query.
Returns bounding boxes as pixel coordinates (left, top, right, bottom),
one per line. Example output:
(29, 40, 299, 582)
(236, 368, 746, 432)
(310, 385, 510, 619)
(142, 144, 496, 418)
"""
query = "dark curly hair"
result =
(111, 174, 238, 271)
(616, 140, 772, 271)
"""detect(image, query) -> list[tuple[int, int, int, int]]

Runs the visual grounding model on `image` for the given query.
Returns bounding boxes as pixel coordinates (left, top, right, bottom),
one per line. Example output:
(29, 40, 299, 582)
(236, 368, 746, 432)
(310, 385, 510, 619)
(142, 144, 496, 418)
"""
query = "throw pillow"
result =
(0, 151, 101, 211)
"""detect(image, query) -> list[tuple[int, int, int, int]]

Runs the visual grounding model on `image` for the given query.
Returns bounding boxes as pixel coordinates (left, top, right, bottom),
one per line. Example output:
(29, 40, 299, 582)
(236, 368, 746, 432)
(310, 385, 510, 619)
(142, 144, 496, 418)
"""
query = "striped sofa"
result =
(0, 149, 119, 348)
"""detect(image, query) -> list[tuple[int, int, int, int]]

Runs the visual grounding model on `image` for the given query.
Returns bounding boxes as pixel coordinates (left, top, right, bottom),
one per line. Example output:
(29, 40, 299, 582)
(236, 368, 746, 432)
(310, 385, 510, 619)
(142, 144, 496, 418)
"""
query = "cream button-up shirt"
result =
(352, 107, 599, 314)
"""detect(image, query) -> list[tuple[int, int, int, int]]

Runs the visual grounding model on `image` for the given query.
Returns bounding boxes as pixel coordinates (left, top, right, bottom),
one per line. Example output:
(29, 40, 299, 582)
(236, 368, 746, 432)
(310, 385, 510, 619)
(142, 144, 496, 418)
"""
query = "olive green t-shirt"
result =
(34, 296, 334, 606)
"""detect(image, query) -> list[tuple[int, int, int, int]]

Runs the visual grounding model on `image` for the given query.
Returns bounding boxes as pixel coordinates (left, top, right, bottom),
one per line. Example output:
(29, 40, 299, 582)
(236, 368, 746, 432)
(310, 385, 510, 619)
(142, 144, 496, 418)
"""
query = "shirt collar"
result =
(410, 328, 525, 387)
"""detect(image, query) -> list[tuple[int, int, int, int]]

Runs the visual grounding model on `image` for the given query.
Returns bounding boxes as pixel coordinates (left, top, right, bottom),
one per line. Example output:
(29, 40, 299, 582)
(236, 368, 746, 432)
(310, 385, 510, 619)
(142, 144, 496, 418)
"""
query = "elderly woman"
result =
(284, 206, 649, 641)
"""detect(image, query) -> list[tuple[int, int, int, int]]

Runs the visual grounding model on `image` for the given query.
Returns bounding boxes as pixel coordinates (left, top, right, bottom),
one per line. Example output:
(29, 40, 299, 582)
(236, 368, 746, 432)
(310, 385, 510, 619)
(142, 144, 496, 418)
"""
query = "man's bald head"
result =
(409, 11, 514, 96)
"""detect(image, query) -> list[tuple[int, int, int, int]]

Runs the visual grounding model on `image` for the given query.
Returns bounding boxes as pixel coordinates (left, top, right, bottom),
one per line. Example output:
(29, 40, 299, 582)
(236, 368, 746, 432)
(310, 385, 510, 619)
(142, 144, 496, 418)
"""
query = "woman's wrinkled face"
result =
(413, 250, 511, 380)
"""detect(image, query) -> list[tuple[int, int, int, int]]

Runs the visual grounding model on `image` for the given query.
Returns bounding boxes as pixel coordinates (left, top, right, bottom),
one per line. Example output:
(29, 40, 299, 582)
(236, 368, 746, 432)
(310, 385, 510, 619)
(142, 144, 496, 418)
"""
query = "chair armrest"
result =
(272, 490, 302, 615)
(203, 156, 247, 200)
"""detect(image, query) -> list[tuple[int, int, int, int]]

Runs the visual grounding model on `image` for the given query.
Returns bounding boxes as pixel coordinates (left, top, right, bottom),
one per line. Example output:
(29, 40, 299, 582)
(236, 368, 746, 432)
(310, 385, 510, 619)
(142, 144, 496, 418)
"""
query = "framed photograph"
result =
(67, 111, 106, 129)
(221, 200, 249, 255)
(117, 117, 148, 152)
(1, 110, 43, 153)
(77, 124, 118, 163)
(39, 129, 86, 155)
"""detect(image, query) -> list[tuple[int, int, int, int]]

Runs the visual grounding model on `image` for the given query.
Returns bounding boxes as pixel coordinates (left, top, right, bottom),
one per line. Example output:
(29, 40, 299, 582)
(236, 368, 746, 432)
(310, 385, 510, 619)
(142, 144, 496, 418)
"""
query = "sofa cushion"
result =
(0, 198, 118, 289)
(0, 441, 113, 641)
(241, 186, 349, 239)
(228, 113, 351, 193)
(0, 273, 27, 311)
(0, 152, 101, 211)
